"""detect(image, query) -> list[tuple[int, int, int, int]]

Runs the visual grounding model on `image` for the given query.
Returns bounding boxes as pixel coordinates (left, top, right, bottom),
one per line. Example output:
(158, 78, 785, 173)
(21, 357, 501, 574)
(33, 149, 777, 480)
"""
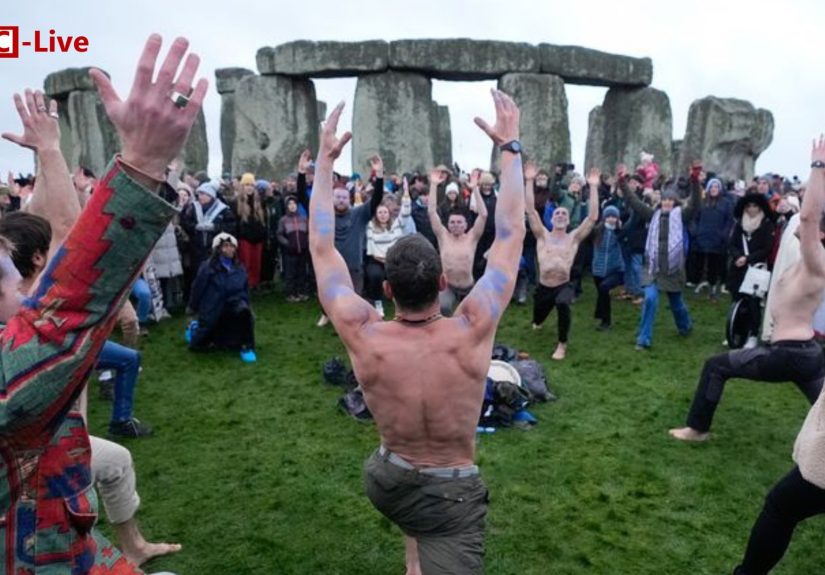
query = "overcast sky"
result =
(2, 0, 823, 180)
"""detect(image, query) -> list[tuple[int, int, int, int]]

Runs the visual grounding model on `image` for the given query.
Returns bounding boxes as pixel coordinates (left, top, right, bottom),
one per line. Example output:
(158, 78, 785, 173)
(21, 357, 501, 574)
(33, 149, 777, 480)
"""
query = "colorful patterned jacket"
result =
(0, 160, 176, 574)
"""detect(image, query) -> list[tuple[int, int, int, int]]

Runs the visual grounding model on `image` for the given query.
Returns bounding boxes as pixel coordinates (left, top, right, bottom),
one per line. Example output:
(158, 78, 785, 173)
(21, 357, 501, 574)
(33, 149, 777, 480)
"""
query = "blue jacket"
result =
(189, 257, 250, 330)
(592, 226, 625, 277)
(694, 195, 734, 253)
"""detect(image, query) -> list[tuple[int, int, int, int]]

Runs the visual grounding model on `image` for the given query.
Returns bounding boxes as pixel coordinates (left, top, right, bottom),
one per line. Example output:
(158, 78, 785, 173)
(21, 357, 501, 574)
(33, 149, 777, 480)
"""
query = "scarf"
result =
(741, 211, 764, 234)
(646, 206, 684, 275)
(194, 198, 228, 226)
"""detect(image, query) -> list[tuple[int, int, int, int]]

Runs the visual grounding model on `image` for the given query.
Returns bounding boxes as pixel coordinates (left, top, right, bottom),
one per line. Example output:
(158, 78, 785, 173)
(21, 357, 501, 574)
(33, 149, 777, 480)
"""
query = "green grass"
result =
(88, 285, 824, 574)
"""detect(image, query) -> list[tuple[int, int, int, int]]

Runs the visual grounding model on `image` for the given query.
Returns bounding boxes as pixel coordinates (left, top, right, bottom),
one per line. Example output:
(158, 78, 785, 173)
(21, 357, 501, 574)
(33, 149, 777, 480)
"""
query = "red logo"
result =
(0, 26, 19, 58)
(0, 27, 89, 59)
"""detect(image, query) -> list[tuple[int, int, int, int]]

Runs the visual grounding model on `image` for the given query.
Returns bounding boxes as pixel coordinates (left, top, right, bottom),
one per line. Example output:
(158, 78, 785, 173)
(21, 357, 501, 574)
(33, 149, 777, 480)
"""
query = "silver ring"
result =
(37, 106, 47, 113)
(49, 111, 59, 119)
(171, 92, 189, 109)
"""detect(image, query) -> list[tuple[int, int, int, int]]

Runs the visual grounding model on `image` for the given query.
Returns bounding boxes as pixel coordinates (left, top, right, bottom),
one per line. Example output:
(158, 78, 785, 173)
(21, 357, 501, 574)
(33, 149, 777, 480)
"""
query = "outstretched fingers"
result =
(154, 37, 189, 91)
(473, 116, 494, 138)
(129, 34, 162, 99)
(325, 101, 346, 132)
(90, 68, 122, 114)
(334, 131, 353, 156)
(174, 52, 200, 97)
(12, 93, 29, 124)
(183, 78, 209, 121)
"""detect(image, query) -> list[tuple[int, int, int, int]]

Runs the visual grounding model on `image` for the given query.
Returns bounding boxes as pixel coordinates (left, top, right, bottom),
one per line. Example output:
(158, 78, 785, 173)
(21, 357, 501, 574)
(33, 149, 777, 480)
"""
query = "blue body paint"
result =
(313, 210, 334, 237)
(474, 267, 509, 320)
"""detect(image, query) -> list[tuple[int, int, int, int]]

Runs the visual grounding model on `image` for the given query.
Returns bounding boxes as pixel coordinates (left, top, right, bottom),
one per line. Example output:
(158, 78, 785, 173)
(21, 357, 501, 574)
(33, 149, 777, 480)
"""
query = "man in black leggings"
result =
(731, 135, 825, 575)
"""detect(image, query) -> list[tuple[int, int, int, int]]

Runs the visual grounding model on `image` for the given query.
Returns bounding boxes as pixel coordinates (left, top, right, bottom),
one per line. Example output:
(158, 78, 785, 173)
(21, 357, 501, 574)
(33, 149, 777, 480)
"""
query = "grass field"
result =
(88, 285, 824, 575)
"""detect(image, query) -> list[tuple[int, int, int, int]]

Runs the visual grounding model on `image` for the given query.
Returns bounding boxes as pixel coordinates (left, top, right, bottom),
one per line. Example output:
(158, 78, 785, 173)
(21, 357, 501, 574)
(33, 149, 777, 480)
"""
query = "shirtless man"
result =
(525, 161, 599, 360)
(428, 168, 487, 315)
(669, 139, 825, 442)
(309, 90, 524, 575)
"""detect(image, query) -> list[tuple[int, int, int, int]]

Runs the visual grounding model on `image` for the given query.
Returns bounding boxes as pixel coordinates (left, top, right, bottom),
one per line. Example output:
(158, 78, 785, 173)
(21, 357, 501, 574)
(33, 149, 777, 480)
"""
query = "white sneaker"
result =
(694, 281, 709, 294)
(98, 370, 113, 382)
(374, 301, 384, 317)
(744, 336, 759, 349)
(316, 314, 329, 327)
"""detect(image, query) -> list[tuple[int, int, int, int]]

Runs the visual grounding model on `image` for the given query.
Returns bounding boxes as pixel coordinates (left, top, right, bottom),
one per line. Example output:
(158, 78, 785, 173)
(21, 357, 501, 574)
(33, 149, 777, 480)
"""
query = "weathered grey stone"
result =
(317, 101, 327, 122)
(584, 106, 605, 172)
(215, 67, 255, 94)
(182, 109, 208, 173)
(430, 103, 452, 169)
(231, 75, 319, 180)
(44, 67, 100, 97)
(257, 41, 388, 77)
(353, 72, 434, 175)
(388, 39, 539, 80)
(585, 87, 673, 177)
(677, 97, 774, 182)
(539, 44, 652, 87)
(491, 73, 570, 172)
(65, 91, 120, 176)
(671, 140, 683, 177)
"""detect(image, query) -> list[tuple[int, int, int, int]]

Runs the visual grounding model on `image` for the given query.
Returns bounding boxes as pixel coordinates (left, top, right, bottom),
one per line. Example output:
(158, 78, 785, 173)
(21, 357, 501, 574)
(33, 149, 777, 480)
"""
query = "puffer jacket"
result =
(148, 223, 183, 278)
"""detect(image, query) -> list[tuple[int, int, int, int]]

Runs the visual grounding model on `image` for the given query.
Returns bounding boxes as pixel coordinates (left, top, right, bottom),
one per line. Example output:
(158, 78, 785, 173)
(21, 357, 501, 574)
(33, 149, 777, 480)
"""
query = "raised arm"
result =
(368, 155, 384, 217)
(523, 161, 545, 240)
(2, 90, 80, 257)
(0, 34, 207, 434)
(469, 174, 488, 241)
(427, 169, 448, 242)
(617, 172, 654, 221)
(309, 103, 375, 334)
(799, 136, 825, 277)
(296, 149, 312, 211)
(681, 161, 704, 222)
(456, 90, 526, 335)
(573, 168, 601, 242)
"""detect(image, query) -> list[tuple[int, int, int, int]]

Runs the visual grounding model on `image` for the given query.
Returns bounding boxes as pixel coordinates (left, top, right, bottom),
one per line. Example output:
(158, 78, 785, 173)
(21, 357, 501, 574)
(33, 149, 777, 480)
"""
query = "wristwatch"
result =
(499, 140, 522, 155)
(812, 160, 825, 169)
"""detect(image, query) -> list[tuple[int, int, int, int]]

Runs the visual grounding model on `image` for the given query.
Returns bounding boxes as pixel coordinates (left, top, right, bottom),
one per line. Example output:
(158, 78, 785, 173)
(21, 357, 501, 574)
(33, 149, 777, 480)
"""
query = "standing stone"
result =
(671, 140, 683, 177)
(491, 73, 570, 173)
(256, 40, 388, 77)
(182, 109, 208, 173)
(44, 67, 98, 98)
(317, 101, 327, 123)
(352, 71, 435, 175)
(388, 39, 539, 80)
(66, 90, 120, 177)
(215, 68, 255, 175)
(231, 75, 319, 180)
(585, 87, 673, 177)
(677, 97, 774, 182)
(539, 44, 652, 87)
(430, 103, 452, 169)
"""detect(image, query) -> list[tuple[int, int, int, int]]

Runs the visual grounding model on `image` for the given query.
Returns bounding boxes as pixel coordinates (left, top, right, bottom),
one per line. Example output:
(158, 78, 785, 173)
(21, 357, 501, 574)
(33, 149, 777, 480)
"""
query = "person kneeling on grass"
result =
(187, 232, 257, 362)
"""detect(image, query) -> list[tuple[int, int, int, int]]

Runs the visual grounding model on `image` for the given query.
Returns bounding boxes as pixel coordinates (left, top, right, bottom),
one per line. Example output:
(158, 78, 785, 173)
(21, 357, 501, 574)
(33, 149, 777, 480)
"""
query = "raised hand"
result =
(429, 168, 447, 186)
(474, 89, 520, 146)
(812, 134, 825, 163)
(2, 90, 60, 152)
(524, 161, 538, 181)
(616, 163, 627, 179)
(298, 149, 313, 173)
(586, 167, 601, 188)
(90, 34, 209, 181)
(690, 160, 703, 181)
(369, 154, 384, 176)
(318, 102, 352, 161)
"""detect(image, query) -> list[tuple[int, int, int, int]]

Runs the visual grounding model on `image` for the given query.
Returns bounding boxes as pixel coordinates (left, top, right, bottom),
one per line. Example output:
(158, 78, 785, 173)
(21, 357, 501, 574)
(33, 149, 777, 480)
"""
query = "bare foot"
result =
(552, 342, 567, 360)
(668, 427, 710, 442)
(123, 541, 182, 567)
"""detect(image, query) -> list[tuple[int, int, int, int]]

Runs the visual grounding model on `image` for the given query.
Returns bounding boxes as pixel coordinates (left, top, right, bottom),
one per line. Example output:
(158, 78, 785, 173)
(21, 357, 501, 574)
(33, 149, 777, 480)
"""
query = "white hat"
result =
(212, 232, 238, 249)
(446, 182, 459, 195)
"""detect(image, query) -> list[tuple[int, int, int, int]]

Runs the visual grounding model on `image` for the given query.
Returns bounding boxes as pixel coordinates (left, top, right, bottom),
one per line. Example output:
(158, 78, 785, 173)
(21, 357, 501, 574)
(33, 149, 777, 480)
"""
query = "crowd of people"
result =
(0, 33, 823, 575)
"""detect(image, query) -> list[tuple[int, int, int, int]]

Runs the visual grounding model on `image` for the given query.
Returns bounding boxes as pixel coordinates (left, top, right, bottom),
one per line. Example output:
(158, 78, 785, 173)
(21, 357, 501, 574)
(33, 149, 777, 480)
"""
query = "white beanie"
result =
(212, 232, 238, 249)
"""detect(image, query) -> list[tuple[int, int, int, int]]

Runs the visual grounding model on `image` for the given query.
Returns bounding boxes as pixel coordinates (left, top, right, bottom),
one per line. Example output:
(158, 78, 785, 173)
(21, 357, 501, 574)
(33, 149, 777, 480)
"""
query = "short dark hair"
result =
(0, 212, 52, 279)
(385, 235, 442, 312)
(447, 209, 467, 223)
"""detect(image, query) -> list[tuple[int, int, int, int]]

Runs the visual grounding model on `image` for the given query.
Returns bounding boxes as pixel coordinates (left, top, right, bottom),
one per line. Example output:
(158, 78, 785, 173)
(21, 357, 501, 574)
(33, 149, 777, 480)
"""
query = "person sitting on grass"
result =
(187, 232, 256, 362)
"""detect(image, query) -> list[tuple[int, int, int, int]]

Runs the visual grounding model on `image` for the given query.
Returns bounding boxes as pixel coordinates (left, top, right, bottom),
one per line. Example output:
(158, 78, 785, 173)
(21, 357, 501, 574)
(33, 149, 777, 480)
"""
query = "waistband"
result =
(378, 445, 479, 479)
(772, 339, 819, 348)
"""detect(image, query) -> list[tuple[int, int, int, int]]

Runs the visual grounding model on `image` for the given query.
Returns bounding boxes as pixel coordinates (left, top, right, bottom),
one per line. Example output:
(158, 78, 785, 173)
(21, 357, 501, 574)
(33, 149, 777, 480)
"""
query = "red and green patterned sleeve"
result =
(0, 159, 177, 436)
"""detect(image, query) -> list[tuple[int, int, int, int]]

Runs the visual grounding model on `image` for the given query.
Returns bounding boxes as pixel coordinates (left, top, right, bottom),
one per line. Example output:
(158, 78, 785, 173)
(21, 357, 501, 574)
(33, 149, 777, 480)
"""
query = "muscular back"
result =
(346, 317, 493, 468)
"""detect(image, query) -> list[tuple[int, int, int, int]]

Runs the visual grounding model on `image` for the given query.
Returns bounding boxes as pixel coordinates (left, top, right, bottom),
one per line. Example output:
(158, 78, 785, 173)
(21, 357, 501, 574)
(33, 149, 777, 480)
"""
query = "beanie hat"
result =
(255, 179, 270, 193)
(705, 177, 723, 192)
(212, 232, 238, 249)
(240, 173, 255, 186)
(640, 151, 655, 163)
(446, 182, 459, 195)
(602, 205, 620, 220)
(196, 181, 218, 199)
(479, 172, 495, 186)
(662, 187, 680, 201)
